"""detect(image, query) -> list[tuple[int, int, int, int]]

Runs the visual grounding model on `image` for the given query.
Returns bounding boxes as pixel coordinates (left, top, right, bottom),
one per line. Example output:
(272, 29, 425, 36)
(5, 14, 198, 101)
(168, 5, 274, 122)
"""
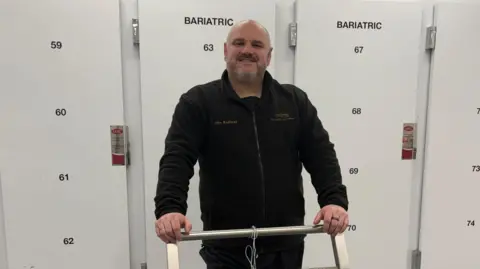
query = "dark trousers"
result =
(199, 242, 305, 269)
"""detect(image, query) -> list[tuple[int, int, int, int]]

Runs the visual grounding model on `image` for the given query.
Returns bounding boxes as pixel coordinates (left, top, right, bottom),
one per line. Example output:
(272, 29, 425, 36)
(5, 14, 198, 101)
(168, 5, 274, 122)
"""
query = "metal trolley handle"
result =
(165, 224, 350, 269)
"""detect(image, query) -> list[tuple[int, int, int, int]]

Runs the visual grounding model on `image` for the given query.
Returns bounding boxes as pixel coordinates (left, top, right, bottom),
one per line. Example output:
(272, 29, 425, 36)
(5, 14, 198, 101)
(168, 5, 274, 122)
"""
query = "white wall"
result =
(0, 0, 478, 268)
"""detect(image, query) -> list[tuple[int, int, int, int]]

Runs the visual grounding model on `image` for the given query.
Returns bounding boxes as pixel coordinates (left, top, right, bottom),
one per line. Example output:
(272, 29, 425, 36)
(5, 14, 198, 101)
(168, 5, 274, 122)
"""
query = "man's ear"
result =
(224, 42, 227, 59)
(267, 47, 273, 65)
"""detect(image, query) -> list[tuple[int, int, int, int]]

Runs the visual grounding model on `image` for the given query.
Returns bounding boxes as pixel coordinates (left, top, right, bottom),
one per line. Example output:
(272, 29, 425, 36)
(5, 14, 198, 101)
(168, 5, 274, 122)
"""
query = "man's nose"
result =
(240, 43, 255, 53)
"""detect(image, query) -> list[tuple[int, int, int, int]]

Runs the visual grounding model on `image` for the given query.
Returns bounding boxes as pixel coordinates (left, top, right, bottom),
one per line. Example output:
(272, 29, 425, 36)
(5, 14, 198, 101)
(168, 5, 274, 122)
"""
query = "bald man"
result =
(154, 20, 349, 269)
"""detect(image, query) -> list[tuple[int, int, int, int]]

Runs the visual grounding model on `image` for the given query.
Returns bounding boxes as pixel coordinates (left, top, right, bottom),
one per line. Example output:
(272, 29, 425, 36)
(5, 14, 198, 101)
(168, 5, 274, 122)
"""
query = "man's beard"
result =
(226, 53, 265, 83)
(233, 69, 259, 82)
(228, 62, 265, 83)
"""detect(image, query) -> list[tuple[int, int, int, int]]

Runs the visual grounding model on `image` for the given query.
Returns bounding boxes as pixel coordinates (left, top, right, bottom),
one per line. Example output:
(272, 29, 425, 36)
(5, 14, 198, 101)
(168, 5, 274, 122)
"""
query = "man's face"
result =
(224, 23, 272, 83)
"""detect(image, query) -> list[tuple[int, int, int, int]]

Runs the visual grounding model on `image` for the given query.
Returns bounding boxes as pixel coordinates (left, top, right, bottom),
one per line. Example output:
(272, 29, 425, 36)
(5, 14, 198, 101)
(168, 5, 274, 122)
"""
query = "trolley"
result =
(165, 224, 350, 269)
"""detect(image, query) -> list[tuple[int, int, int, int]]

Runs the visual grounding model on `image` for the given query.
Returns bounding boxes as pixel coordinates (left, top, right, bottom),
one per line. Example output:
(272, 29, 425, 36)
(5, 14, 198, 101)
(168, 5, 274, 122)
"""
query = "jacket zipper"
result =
(252, 109, 267, 222)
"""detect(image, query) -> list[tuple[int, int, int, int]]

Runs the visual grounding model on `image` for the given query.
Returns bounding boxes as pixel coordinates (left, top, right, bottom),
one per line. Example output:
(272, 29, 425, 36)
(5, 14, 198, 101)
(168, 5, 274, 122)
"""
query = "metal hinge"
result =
(132, 18, 139, 45)
(140, 262, 147, 269)
(411, 249, 422, 269)
(289, 22, 297, 47)
(425, 26, 436, 50)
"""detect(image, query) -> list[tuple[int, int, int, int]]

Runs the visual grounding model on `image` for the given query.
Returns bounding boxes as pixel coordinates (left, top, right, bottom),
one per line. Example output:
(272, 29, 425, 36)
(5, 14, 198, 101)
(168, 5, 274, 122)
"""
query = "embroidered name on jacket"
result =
(214, 120, 238, 125)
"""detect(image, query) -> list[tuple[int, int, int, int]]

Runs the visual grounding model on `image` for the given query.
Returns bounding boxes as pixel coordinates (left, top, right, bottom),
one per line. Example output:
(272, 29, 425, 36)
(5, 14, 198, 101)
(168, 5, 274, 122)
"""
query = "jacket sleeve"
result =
(154, 92, 207, 219)
(297, 90, 349, 211)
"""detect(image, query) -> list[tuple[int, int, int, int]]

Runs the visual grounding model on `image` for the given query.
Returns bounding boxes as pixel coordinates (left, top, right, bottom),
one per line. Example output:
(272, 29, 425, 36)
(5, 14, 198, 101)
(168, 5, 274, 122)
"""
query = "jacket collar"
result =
(220, 69, 274, 104)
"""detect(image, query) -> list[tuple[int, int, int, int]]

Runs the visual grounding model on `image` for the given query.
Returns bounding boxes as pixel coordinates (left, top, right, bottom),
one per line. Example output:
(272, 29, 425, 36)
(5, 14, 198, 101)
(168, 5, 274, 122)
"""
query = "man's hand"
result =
(313, 205, 349, 236)
(155, 212, 192, 243)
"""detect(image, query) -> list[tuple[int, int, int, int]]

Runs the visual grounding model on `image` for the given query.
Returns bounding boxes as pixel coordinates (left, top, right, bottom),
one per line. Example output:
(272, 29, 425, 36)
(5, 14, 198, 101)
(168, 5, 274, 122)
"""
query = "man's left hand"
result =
(313, 204, 349, 236)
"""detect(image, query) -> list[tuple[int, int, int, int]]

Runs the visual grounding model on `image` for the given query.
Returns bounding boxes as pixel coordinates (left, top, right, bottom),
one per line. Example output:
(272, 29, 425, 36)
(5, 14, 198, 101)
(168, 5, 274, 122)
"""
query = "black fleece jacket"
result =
(154, 70, 348, 252)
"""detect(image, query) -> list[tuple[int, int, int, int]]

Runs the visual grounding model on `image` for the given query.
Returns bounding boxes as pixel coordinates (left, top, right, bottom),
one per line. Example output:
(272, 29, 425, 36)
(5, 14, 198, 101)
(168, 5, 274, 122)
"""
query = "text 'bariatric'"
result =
(185, 17, 234, 26)
(337, 21, 382, 30)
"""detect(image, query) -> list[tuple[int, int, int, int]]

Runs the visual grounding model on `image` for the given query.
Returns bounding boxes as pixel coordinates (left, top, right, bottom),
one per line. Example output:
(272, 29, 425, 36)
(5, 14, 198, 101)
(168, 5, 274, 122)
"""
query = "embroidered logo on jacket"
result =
(271, 113, 295, 121)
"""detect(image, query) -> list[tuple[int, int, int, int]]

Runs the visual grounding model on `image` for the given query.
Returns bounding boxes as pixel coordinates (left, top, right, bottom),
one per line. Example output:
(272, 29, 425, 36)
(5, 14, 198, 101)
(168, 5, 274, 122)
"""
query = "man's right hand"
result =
(155, 212, 192, 243)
